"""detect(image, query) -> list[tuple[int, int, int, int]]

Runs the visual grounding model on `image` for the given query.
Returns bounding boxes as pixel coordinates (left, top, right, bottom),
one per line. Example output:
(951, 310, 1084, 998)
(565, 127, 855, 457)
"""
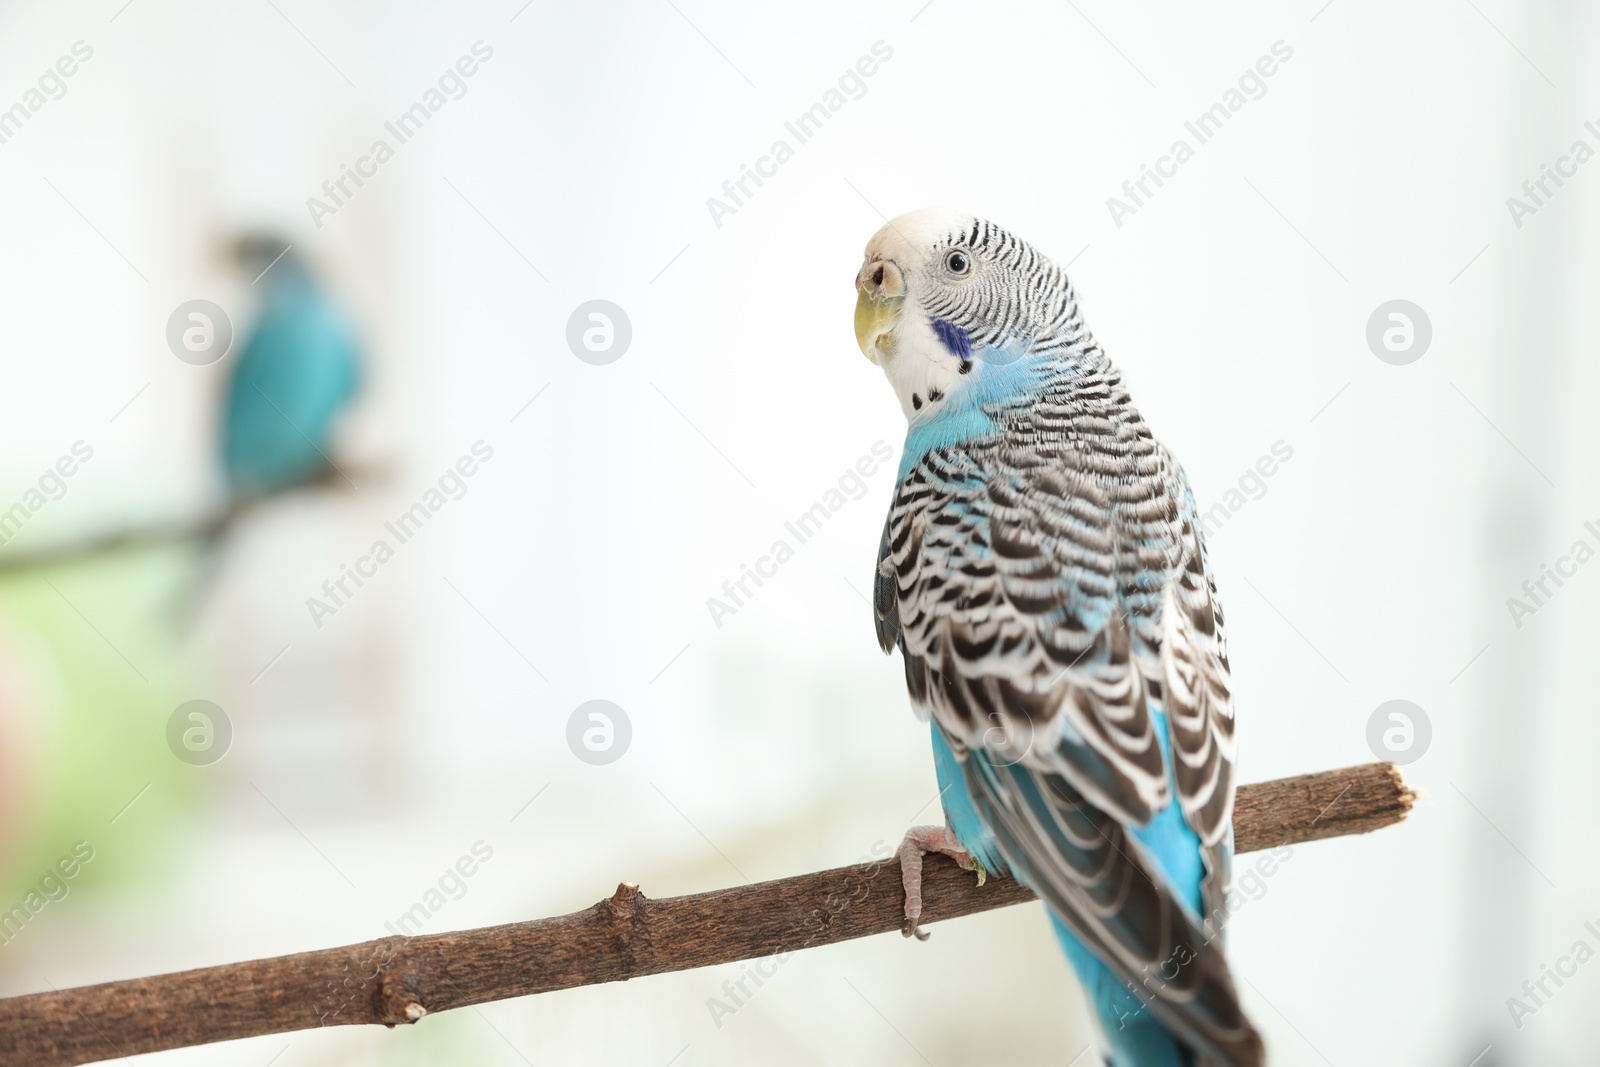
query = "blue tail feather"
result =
(1050, 915, 1195, 1067)
(928, 717, 1208, 1067)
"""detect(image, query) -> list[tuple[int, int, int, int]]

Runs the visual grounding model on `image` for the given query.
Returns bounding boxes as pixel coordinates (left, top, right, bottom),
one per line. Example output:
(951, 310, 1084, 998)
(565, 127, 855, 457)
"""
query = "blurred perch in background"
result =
(0, 235, 378, 590)
(0, 762, 1415, 1067)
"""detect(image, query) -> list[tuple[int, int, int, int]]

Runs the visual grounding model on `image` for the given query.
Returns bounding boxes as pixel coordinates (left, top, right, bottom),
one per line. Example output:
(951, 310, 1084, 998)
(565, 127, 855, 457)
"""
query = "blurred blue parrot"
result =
(0, 238, 363, 601)
(170, 236, 362, 625)
(222, 235, 362, 499)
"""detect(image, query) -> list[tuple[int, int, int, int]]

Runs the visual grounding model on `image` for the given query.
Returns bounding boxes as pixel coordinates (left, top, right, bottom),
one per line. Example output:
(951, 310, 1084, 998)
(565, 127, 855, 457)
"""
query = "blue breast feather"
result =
(895, 338, 1121, 635)
(896, 340, 1046, 481)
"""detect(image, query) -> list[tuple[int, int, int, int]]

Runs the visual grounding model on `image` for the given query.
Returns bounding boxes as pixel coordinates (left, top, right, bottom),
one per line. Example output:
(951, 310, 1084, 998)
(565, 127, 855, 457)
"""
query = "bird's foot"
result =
(897, 825, 985, 941)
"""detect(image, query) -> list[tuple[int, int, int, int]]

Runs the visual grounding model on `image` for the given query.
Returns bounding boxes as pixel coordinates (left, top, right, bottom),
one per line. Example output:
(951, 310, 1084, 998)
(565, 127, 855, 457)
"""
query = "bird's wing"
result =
(1159, 467, 1239, 922)
(878, 436, 1242, 830)
(875, 436, 1257, 1065)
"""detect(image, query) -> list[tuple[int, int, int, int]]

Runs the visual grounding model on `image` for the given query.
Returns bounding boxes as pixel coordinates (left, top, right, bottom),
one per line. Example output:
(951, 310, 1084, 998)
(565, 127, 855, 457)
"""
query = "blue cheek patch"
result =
(930, 318, 973, 361)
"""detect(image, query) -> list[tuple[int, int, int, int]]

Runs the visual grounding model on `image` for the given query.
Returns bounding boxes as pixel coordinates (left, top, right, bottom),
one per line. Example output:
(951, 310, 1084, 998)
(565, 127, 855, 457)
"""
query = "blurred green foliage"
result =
(0, 546, 201, 902)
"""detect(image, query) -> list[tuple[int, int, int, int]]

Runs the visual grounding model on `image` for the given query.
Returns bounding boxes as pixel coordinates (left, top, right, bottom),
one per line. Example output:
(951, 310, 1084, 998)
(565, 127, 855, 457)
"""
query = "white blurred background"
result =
(0, 1, 1596, 1064)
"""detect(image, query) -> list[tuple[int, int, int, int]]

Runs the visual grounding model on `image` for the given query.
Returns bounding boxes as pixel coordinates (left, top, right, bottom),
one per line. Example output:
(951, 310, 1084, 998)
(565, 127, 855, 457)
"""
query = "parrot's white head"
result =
(854, 208, 1084, 420)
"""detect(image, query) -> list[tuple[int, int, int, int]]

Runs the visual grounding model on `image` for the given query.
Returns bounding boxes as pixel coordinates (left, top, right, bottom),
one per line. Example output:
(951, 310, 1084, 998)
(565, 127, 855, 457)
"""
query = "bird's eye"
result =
(944, 250, 972, 276)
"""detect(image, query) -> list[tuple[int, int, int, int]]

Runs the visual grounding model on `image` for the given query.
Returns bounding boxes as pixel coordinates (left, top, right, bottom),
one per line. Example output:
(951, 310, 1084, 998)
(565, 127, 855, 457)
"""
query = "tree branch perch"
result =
(0, 762, 1413, 1067)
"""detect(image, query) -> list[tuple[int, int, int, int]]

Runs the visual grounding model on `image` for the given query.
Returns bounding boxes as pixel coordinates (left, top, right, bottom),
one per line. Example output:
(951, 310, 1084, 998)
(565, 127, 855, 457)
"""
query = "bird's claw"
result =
(897, 824, 977, 945)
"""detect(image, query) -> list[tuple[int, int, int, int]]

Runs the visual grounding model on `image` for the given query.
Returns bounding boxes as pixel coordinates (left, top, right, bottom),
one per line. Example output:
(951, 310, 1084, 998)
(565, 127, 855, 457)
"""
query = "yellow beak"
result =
(854, 260, 905, 364)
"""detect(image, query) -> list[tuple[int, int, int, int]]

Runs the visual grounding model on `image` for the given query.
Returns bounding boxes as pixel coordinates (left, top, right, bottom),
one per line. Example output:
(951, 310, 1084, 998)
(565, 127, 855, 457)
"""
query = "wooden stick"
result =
(0, 762, 1413, 1067)
(0, 463, 392, 576)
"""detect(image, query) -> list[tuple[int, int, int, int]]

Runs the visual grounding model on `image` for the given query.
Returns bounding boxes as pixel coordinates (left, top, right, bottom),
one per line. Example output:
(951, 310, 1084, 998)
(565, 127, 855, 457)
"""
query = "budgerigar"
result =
(222, 235, 362, 499)
(173, 236, 363, 625)
(855, 209, 1262, 1066)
